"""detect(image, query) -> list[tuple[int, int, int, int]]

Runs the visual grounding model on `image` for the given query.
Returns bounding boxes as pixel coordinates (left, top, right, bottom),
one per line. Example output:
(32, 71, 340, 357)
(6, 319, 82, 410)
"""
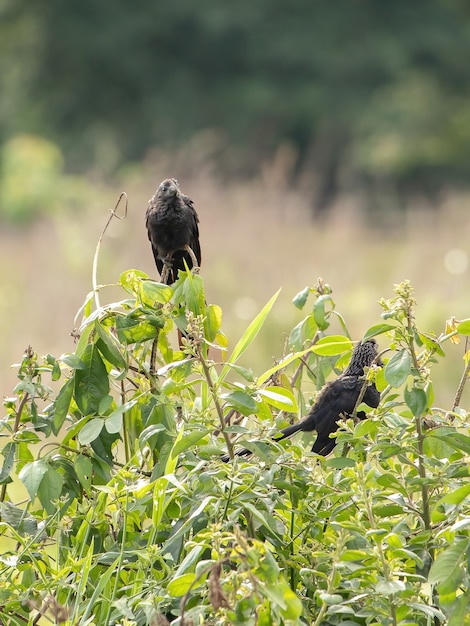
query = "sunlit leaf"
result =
(19, 459, 48, 501)
(310, 335, 352, 356)
(362, 323, 397, 340)
(222, 390, 258, 416)
(258, 387, 298, 412)
(219, 289, 280, 381)
(457, 319, 470, 335)
(74, 344, 110, 416)
(37, 466, 64, 514)
(428, 539, 468, 586)
(384, 349, 411, 387)
(404, 386, 427, 417)
(313, 294, 334, 331)
(78, 418, 104, 445)
(171, 429, 211, 457)
(292, 286, 310, 310)
(167, 573, 197, 597)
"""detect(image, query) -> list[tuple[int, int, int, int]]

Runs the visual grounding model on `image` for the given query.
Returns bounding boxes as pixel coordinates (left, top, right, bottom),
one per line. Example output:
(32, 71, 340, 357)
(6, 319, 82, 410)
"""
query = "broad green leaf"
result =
(447, 594, 469, 626)
(51, 378, 74, 434)
(74, 343, 110, 416)
(167, 573, 197, 597)
(60, 353, 86, 370)
(37, 466, 64, 514)
(0, 442, 16, 484)
(75, 455, 92, 492)
(139, 279, 172, 305)
(288, 315, 317, 350)
(78, 418, 104, 445)
(384, 349, 411, 387)
(313, 294, 334, 331)
(325, 457, 356, 469)
(219, 289, 280, 381)
(105, 399, 138, 434)
(375, 580, 405, 595)
(115, 314, 158, 344)
(310, 335, 352, 356)
(139, 424, 167, 449)
(19, 459, 48, 501)
(204, 304, 223, 342)
(258, 387, 298, 412)
(428, 539, 468, 586)
(318, 592, 343, 604)
(457, 319, 470, 335)
(222, 390, 258, 416)
(431, 484, 470, 524)
(95, 321, 128, 370)
(363, 323, 396, 340)
(171, 429, 211, 457)
(120, 269, 150, 295)
(404, 386, 427, 417)
(292, 286, 310, 310)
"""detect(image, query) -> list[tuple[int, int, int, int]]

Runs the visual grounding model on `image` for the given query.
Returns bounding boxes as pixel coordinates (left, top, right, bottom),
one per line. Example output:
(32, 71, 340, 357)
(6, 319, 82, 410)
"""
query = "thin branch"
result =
(92, 192, 128, 310)
(452, 338, 470, 413)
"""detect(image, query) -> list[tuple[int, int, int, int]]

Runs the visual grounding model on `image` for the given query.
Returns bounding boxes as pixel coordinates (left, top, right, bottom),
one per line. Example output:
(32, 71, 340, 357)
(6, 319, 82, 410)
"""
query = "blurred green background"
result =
(1, 0, 470, 406)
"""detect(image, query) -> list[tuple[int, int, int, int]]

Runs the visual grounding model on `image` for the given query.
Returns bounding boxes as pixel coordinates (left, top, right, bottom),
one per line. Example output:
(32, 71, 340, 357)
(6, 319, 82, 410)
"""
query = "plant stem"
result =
(452, 338, 470, 412)
(197, 350, 234, 459)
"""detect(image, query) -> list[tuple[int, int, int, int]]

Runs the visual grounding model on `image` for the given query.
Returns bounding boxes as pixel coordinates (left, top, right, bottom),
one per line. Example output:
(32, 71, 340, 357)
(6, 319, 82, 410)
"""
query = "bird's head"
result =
(344, 338, 381, 376)
(158, 178, 179, 199)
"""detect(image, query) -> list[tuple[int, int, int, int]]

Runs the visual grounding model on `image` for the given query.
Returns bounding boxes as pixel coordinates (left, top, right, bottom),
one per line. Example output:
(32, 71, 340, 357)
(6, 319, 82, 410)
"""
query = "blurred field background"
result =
(1, 0, 470, 408)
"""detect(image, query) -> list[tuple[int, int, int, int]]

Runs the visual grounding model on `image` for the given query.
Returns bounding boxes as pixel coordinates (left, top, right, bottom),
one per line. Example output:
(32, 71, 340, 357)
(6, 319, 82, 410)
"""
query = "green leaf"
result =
(37, 466, 64, 514)
(115, 314, 158, 344)
(78, 418, 104, 445)
(313, 294, 334, 331)
(171, 429, 211, 458)
(95, 321, 128, 370)
(258, 387, 298, 412)
(325, 457, 356, 469)
(51, 378, 73, 434)
(219, 289, 280, 381)
(428, 539, 468, 586)
(19, 459, 48, 501)
(310, 335, 352, 356)
(222, 390, 258, 416)
(104, 399, 138, 434)
(363, 323, 396, 340)
(0, 442, 16, 484)
(74, 343, 110, 416)
(292, 286, 310, 310)
(204, 304, 223, 342)
(457, 319, 470, 335)
(75, 455, 93, 492)
(431, 484, 470, 524)
(120, 269, 150, 295)
(404, 386, 427, 417)
(384, 349, 411, 387)
(167, 573, 197, 597)
(139, 279, 173, 305)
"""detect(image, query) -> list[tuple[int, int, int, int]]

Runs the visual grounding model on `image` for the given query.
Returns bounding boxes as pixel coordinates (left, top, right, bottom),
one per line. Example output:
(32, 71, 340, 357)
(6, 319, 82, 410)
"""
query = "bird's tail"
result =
(272, 421, 306, 441)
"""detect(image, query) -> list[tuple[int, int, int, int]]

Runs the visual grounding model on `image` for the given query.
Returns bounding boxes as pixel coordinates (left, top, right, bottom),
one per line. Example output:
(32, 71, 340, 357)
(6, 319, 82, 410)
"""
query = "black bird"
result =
(146, 178, 201, 285)
(223, 339, 381, 460)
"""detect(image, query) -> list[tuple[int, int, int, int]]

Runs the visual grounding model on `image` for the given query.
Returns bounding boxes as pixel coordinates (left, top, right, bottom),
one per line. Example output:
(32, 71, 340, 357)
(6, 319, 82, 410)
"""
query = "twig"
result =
(92, 192, 128, 310)
(452, 337, 470, 413)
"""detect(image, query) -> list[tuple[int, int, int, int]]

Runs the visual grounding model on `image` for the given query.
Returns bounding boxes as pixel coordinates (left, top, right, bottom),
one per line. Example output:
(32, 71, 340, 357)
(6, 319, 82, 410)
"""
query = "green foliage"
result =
(1, 273, 470, 625)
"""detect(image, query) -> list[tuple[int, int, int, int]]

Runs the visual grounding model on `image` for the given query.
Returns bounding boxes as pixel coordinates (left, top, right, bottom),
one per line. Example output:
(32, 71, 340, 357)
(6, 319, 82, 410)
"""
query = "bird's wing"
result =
(183, 195, 201, 266)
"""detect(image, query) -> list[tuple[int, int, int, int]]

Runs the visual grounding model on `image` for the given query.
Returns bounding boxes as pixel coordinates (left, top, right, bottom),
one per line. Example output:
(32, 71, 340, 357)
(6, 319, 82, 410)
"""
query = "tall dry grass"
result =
(1, 146, 469, 409)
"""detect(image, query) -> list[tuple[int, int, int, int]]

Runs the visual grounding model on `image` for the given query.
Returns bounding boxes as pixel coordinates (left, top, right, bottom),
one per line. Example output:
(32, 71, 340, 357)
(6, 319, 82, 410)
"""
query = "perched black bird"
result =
(146, 178, 201, 284)
(223, 339, 381, 460)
